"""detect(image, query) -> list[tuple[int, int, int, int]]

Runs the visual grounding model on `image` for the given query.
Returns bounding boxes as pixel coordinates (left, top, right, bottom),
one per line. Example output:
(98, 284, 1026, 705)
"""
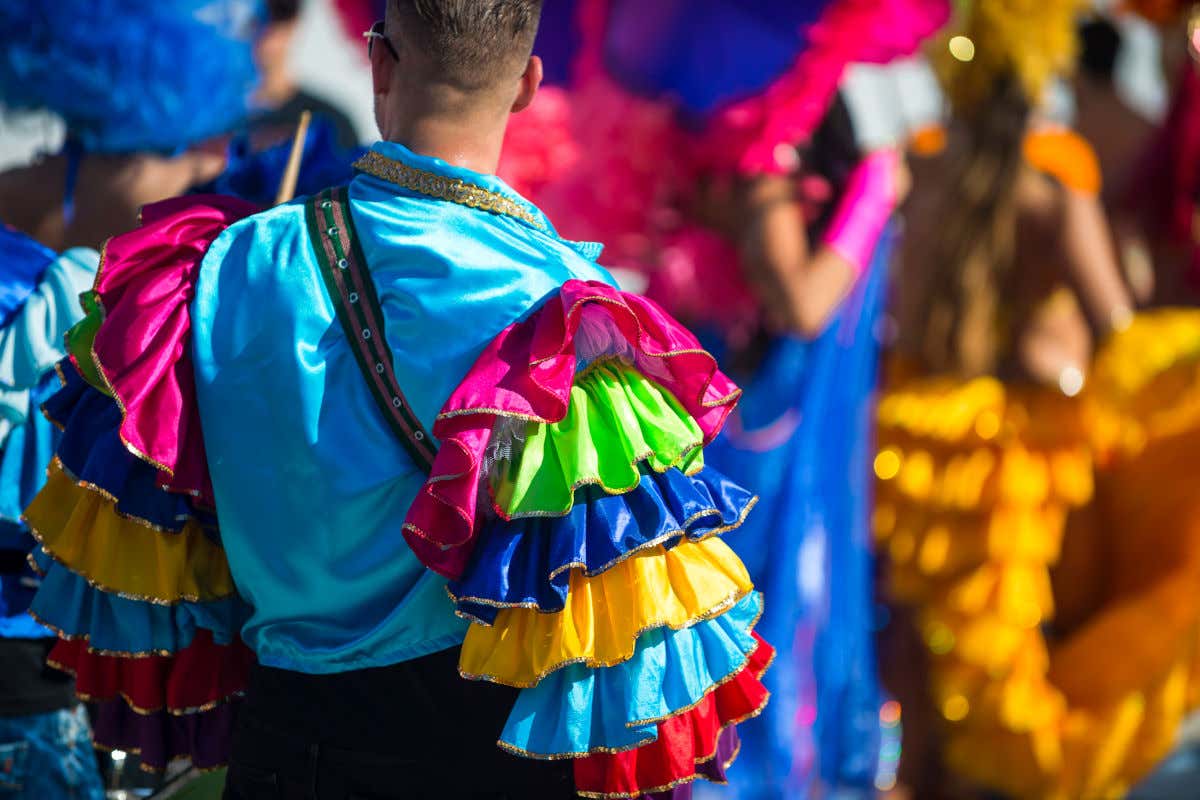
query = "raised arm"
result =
(738, 149, 905, 338)
(1058, 184, 1135, 335)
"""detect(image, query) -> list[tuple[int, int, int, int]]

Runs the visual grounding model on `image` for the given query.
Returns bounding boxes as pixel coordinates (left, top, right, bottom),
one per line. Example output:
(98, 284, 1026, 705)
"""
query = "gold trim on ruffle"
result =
(27, 608, 175, 659)
(353, 150, 545, 230)
(486, 445, 707, 522)
(627, 599, 765, 728)
(52, 672, 245, 718)
(25, 462, 235, 605)
(459, 537, 753, 687)
(460, 591, 745, 689)
(449, 496, 759, 623)
(54, 456, 202, 535)
(571, 696, 765, 799)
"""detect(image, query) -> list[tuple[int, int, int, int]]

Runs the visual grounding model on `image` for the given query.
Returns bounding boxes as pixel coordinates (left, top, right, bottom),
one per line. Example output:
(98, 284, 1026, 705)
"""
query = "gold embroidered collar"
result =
(353, 150, 544, 230)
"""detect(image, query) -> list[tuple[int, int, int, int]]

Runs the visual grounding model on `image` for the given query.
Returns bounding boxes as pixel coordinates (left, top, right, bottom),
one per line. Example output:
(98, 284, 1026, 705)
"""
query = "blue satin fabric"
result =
(0, 247, 98, 443)
(704, 227, 893, 799)
(500, 591, 762, 756)
(0, 227, 53, 328)
(603, 0, 828, 120)
(451, 464, 755, 623)
(0, 238, 97, 638)
(29, 549, 247, 654)
(0, 377, 59, 638)
(191, 141, 614, 674)
(45, 367, 219, 537)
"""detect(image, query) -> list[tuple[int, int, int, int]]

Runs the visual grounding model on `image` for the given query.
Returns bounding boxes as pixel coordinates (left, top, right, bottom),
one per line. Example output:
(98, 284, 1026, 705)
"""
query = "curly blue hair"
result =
(0, 0, 264, 154)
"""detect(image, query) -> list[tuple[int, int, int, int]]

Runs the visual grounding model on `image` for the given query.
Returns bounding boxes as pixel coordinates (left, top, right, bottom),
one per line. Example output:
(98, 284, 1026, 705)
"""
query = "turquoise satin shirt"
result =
(191, 141, 613, 674)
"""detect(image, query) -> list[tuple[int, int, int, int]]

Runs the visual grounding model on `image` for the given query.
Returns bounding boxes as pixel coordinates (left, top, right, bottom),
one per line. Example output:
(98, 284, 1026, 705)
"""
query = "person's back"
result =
(27, 3, 773, 798)
(897, 120, 1118, 387)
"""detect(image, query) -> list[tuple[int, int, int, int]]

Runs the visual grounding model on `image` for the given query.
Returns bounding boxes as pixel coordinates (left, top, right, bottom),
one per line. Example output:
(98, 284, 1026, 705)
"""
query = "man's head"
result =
(371, 0, 544, 151)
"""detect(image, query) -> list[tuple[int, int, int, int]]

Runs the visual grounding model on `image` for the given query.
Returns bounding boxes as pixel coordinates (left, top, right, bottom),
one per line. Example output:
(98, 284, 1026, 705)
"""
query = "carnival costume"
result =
(0, 3, 264, 793)
(25, 130, 779, 796)
(874, 2, 1200, 796)
(0, 228, 102, 797)
(493, 2, 949, 796)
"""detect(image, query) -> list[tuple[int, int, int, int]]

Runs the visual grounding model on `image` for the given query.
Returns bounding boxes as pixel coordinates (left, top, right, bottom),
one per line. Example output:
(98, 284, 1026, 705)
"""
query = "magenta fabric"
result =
(820, 149, 900, 275)
(403, 279, 742, 578)
(696, 0, 950, 175)
(91, 195, 259, 506)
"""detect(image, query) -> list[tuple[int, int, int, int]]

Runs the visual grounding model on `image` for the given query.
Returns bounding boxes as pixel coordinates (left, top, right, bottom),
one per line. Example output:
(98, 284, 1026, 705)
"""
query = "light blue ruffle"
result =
(499, 591, 762, 757)
(29, 548, 248, 654)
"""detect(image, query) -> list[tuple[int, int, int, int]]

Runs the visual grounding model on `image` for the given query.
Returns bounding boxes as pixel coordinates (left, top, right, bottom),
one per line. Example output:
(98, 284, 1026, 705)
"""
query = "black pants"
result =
(223, 646, 575, 800)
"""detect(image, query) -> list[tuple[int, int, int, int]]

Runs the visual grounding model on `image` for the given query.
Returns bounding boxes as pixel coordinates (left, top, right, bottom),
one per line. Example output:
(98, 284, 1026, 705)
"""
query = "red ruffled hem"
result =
(89, 195, 260, 507)
(404, 279, 742, 578)
(573, 633, 773, 798)
(48, 630, 253, 714)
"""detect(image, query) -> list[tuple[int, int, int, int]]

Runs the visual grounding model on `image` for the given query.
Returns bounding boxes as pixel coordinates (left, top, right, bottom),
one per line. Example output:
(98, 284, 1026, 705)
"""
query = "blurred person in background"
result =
(877, 0, 1200, 796)
(0, 2, 261, 795)
(0, 227, 102, 798)
(1072, 15, 1158, 303)
(497, 1, 948, 796)
(0, 0, 262, 252)
(248, 0, 360, 150)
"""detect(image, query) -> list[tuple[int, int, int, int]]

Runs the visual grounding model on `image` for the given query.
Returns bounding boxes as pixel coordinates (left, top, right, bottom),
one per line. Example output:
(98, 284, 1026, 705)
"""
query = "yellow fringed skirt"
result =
(875, 316, 1200, 798)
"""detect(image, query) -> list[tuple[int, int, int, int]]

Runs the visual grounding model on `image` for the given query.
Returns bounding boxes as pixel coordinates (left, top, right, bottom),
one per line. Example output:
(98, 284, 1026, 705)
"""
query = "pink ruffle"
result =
(697, 0, 951, 175)
(402, 279, 741, 578)
(91, 195, 259, 506)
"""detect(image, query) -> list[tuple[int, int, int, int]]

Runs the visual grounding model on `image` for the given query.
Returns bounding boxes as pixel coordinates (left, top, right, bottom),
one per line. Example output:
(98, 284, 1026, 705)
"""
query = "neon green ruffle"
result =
(489, 359, 705, 519)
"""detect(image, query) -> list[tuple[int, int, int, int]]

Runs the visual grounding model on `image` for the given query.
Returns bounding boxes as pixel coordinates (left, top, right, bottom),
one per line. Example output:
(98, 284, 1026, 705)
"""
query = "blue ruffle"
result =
(499, 591, 762, 757)
(0, 555, 52, 638)
(45, 365, 218, 536)
(450, 465, 755, 624)
(0, 227, 53, 328)
(29, 548, 246, 654)
(0, 372, 60, 531)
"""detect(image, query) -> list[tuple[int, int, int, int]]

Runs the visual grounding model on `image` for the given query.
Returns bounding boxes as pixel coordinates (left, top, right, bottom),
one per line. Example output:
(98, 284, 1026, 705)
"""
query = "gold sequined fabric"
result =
(353, 150, 546, 230)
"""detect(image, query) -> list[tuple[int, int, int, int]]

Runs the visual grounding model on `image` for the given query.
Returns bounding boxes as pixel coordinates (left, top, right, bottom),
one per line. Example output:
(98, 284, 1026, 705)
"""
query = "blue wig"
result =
(0, 0, 264, 154)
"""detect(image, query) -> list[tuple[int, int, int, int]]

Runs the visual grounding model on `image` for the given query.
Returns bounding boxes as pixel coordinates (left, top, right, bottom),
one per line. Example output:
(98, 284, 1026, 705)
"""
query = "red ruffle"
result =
(48, 630, 253, 714)
(90, 195, 259, 506)
(574, 633, 774, 798)
(403, 279, 742, 578)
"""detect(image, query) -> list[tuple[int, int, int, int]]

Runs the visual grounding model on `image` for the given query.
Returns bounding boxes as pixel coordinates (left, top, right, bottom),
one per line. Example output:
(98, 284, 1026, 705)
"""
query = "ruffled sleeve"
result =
(0, 240, 99, 635)
(407, 279, 772, 797)
(27, 195, 258, 771)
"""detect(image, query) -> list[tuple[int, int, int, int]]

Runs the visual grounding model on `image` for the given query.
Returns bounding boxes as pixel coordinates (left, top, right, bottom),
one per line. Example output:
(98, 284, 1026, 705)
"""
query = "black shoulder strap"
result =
(305, 187, 438, 473)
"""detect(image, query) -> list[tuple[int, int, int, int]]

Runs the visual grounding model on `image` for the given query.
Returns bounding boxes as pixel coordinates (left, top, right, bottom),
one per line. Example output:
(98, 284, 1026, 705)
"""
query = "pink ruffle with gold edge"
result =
(90, 195, 260, 506)
(694, 0, 951, 175)
(403, 279, 742, 578)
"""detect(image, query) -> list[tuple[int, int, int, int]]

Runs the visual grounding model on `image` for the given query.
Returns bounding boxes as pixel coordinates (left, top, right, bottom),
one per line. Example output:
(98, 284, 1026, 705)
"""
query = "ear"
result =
(511, 55, 544, 113)
(370, 35, 395, 99)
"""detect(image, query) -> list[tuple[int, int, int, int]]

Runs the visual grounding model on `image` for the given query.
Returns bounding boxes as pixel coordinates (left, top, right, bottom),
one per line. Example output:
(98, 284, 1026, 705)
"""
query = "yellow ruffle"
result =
(1089, 308, 1200, 458)
(26, 461, 234, 604)
(877, 362, 1200, 798)
(459, 537, 753, 687)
